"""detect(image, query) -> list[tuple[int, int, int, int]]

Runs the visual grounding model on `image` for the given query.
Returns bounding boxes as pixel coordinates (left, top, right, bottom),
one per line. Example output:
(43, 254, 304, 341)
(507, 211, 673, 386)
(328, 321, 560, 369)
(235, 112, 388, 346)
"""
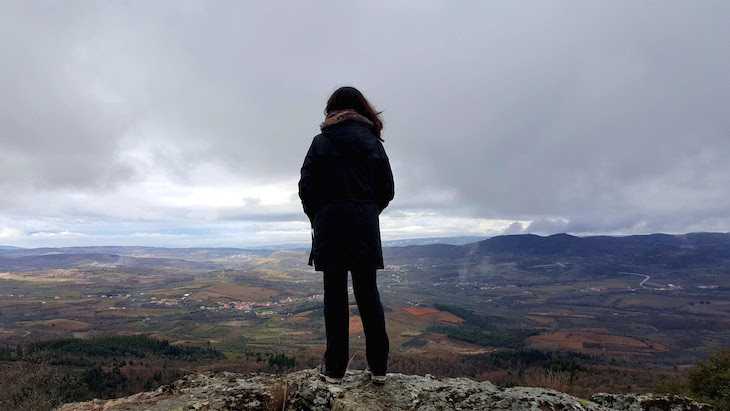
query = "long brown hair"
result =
(325, 86, 384, 140)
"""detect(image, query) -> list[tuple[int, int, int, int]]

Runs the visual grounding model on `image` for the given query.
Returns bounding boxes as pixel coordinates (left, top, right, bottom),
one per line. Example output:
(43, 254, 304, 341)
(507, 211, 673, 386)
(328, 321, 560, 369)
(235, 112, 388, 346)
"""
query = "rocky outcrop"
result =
(590, 393, 716, 411)
(54, 370, 714, 411)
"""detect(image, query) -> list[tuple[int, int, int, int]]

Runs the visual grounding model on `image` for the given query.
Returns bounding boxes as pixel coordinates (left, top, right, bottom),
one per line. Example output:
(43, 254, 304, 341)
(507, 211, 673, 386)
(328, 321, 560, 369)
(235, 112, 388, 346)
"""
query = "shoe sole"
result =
(370, 376, 386, 385)
(319, 373, 343, 384)
(316, 365, 343, 384)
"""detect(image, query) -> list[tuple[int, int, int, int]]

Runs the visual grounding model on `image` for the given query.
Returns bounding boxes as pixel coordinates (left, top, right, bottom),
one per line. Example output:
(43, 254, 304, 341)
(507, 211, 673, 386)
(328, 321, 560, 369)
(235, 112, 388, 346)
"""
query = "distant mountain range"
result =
(384, 232, 730, 268)
(0, 246, 272, 271)
(383, 236, 489, 247)
(475, 232, 730, 255)
(2, 232, 729, 271)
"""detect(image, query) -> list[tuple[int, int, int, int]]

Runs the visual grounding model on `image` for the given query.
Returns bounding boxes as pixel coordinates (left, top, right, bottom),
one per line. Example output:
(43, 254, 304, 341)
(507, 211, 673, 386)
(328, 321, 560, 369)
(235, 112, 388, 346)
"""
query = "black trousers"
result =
(323, 267, 389, 377)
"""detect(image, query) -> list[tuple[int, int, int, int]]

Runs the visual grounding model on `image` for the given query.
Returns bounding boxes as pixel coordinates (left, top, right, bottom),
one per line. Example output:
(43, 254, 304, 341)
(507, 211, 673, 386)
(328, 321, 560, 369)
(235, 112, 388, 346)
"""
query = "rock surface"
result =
(590, 393, 716, 411)
(54, 370, 714, 411)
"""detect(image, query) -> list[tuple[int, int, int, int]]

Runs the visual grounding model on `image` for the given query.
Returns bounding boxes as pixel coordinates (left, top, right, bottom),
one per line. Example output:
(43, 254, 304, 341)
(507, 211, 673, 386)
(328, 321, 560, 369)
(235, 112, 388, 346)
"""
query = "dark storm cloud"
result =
(379, 2, 730, 234)
(1, 1, 728, 245)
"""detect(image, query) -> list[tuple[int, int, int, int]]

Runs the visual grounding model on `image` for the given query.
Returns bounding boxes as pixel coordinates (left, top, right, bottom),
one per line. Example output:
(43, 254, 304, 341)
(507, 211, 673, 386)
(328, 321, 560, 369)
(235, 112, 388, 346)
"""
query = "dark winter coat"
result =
(298, 120, 394, 271)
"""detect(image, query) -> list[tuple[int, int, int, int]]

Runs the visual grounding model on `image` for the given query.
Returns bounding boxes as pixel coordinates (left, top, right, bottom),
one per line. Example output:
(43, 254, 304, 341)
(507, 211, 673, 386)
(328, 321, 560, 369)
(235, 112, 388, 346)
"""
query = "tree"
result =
(687, 349, 730, 410)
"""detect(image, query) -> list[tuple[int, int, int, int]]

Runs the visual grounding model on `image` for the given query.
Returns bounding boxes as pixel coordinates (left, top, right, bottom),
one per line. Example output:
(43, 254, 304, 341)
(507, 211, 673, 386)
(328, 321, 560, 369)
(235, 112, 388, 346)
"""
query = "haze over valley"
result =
(1, 232, 728, 404)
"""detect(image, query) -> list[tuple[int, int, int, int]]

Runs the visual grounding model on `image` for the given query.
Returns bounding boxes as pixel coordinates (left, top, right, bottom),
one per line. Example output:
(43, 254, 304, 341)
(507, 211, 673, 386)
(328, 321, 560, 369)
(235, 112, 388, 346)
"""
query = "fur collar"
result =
(320, 109, 374, 130)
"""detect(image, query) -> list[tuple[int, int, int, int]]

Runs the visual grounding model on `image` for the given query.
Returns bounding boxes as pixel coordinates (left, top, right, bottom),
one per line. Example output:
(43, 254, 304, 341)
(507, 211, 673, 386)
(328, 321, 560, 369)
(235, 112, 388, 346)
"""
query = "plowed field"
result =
(528, 328, 665, 354)
(403, 307, 463, 324)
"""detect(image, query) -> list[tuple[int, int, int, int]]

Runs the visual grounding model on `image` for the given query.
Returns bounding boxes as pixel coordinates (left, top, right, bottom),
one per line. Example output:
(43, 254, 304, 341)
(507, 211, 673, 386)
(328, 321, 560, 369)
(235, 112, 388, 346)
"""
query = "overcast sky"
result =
(1, 1, 728, 248)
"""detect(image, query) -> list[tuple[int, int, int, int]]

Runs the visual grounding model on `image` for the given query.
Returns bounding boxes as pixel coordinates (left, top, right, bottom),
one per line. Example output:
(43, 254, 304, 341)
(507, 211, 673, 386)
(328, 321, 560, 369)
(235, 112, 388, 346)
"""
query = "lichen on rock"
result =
(590, 393, 716, 411)
(54, 370, 715, 411)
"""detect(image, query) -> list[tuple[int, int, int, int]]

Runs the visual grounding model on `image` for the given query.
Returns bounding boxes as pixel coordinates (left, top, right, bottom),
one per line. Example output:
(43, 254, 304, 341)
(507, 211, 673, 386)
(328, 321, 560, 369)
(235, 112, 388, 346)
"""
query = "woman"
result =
(298, 86, 394, 384)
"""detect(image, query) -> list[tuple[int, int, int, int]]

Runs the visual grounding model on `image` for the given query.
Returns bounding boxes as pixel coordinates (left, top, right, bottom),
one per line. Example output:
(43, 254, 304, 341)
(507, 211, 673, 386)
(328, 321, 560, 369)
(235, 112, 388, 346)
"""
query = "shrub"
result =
(687, 349, 730, 410)
(0, 361, 84, 411)
(656, 349, 730, 409)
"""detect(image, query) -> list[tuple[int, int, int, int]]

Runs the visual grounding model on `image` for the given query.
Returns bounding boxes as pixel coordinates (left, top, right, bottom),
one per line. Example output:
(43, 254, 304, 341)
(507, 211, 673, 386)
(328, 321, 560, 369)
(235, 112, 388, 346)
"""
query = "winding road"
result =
(616, 272, 650, 289)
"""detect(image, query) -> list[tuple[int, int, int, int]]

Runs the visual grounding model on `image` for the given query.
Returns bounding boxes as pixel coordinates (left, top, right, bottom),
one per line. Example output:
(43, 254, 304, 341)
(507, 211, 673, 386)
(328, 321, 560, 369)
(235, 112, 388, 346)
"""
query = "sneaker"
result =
(364, 366, 386, 385)
(316, 364, 343, 384)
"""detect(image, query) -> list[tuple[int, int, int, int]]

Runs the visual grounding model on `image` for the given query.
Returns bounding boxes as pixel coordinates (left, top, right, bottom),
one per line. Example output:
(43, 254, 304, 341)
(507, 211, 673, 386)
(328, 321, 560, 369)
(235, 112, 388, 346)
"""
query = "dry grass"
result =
(329, 352, 361, 411)
(521, 368, 571, 393)
(267, 379, 289, 411)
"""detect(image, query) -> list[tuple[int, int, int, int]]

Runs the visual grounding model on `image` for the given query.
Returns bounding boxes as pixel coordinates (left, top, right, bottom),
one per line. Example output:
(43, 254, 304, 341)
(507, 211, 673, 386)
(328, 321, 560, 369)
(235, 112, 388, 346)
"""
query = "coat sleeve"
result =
(298, 138, 320, 223)
(375, 149, 395, 213)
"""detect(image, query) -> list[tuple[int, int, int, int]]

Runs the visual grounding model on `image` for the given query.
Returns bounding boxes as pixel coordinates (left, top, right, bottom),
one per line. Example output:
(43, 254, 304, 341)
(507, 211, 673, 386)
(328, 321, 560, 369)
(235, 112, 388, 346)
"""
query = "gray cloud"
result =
(382, 2, 730, 235)
(502, 222, 525, 235)
(1, 1, 728, 246)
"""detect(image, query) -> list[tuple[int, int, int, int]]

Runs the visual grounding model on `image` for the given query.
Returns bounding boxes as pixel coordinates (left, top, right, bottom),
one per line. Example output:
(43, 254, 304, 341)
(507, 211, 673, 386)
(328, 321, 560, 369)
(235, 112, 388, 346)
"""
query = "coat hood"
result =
(322, 121, 378, 157)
